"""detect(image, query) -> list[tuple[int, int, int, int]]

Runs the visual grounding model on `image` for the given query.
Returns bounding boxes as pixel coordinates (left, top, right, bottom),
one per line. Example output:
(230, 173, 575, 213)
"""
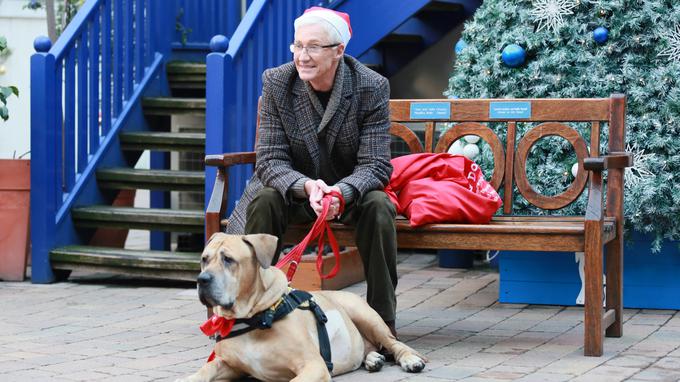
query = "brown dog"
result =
(176, 233, 427, 382)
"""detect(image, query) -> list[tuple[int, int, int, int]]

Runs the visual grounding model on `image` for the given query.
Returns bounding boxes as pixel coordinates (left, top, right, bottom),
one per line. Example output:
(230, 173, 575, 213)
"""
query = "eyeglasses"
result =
(289, 42, 340, 55)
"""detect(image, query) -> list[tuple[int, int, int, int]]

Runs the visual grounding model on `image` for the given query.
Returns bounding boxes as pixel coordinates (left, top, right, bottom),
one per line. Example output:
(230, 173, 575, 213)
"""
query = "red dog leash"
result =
(275, 190, 345, 282)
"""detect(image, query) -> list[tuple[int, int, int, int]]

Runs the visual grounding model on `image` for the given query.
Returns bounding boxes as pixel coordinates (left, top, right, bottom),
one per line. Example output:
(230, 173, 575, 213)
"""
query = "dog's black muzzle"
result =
(197, 271, 216, 307)
(197, 271, 234, 309)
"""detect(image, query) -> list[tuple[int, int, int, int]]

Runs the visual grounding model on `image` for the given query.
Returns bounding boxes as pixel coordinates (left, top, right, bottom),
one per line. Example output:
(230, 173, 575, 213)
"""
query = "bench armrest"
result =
(583, 152, 633, 172)
(204, 152, 256, 240)
(205, 152, 256, 168)
(584, 152, 632, 222)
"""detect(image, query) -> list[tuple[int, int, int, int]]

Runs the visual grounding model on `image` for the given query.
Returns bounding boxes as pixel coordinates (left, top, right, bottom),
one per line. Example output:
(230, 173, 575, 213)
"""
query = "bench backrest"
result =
(388, 95, 626, 214)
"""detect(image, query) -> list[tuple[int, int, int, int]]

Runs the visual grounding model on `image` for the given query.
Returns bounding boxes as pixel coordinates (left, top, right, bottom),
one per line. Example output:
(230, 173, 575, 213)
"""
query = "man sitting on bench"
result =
(223, 6, 399, 337)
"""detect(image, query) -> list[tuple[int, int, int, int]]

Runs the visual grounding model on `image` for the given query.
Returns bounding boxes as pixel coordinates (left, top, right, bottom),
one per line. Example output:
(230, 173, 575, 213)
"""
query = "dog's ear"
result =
(242, 234, 279, 269)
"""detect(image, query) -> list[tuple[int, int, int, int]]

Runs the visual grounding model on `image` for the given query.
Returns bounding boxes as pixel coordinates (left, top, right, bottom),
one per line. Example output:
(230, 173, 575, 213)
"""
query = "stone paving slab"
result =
(1, 253, 679, 381)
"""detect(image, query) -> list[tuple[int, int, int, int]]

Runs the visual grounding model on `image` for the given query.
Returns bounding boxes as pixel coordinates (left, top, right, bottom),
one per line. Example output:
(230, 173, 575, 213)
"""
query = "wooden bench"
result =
(205, 94, 632, 356)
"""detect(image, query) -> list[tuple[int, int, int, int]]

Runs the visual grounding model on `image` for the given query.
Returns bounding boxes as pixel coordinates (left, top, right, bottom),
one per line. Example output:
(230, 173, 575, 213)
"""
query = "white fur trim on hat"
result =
(294, 7, 352, 46)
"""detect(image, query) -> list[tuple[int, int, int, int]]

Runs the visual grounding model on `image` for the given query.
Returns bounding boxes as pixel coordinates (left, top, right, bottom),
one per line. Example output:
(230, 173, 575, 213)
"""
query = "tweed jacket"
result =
(225, 55, 393, 234)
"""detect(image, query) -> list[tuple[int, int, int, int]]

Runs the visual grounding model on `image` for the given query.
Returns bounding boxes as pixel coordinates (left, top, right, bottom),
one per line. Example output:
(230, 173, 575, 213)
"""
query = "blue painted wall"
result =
(499, 235, 680, 309)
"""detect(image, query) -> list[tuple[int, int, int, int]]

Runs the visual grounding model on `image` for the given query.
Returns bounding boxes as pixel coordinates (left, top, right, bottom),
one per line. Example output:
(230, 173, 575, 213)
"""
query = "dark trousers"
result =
(244, 187, 398, 322)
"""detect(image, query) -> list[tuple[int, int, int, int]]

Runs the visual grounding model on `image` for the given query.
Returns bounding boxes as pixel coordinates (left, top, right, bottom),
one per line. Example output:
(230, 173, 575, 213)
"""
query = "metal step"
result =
(120, 131, 205, 152)
(50, 245, 200, 281)
(72, 206, 204, 233)
(97, 168, 205, 192)
(167, 61, 206, 90)
(142, 97, 206, 116)
(167, 61, 206, 75)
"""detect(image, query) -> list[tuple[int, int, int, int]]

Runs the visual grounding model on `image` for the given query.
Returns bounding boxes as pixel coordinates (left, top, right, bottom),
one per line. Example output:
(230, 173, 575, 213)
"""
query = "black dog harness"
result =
(215, 289, 334, 372)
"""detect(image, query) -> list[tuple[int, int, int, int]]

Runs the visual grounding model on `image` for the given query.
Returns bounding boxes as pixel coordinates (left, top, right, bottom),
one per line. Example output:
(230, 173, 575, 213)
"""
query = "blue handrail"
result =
(205, 0, 317, 215)
(30, 0, 175, 283)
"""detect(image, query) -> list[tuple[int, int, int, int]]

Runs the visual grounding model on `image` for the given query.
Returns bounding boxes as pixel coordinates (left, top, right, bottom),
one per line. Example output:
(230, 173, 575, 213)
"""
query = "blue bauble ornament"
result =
(593, 27, 608, 44)
(454, 39, 467, 55)
(501, 44, 526, 67)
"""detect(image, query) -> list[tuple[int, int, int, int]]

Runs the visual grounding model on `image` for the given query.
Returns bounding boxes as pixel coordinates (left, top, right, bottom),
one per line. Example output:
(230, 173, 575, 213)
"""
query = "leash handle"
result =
(315, 190, 344, 280)
(276, 190, 345, 282)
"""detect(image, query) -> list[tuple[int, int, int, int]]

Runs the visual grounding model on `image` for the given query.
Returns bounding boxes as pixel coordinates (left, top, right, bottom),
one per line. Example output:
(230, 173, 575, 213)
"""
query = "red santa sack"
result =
(384, 153, 502, 227)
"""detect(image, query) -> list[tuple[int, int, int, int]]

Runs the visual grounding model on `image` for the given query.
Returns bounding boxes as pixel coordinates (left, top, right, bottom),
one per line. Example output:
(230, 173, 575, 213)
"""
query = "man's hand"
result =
(304, 179, 342, 220)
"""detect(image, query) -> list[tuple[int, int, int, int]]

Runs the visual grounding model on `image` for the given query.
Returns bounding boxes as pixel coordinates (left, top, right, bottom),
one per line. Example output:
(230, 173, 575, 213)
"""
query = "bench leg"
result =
(605, 232, 623, 338)
(584, 220, 604, 356)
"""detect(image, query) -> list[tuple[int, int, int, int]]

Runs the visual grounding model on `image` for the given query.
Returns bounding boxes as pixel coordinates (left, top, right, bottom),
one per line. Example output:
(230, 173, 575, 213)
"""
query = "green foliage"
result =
(176, 8, 193, 46)
(24, 0, 85, 37)
(446, 0, 680, 249)
(0, 36, 19, 122)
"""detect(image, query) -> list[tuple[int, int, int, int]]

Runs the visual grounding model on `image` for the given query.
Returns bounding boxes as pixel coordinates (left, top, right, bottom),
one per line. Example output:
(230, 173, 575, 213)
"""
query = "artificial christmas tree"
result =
(446, 0, 680, 250)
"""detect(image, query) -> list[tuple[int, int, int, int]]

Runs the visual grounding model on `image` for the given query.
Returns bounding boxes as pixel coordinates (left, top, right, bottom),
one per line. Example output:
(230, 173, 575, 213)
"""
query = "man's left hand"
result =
(326, 185, 342, 221)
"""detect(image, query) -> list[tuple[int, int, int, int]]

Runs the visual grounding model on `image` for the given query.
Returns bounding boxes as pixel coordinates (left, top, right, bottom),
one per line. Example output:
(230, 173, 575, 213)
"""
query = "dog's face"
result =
(197, 233, 279, 311)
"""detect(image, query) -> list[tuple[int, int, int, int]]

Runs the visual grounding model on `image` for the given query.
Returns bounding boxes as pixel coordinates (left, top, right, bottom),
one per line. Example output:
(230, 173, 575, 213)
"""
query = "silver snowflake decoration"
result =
(529, 0, 577, 33)
(658, 23, 680, 62)
(625, 143, 657, 189)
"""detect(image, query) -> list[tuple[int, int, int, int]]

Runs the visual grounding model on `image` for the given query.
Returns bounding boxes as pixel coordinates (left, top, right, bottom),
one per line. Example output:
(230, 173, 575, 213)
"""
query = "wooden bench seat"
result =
(205, 94, 632, 356)
(283, 216, 618, 252)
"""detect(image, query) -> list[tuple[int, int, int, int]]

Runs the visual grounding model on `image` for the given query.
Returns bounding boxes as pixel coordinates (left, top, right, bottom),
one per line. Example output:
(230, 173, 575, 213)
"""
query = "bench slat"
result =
(279, 219, 616, 252)
(389, 98, 611, 122)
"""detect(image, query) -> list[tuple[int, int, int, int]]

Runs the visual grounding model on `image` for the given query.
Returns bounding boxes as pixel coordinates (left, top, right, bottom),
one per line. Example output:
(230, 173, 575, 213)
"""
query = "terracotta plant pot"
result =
(0, 159, 30, 281)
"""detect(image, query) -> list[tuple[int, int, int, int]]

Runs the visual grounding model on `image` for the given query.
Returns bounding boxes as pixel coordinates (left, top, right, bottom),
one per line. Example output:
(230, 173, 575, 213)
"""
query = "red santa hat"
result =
(294, 6, 353, 46)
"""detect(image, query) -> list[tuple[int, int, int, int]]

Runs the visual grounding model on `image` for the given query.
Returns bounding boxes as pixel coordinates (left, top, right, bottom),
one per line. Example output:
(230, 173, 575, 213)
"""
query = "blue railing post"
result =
(205, 35, 230, 221)
(147, 0, 175, 251)
(149, 0, 174, 58)
(30, 37, 57, 283)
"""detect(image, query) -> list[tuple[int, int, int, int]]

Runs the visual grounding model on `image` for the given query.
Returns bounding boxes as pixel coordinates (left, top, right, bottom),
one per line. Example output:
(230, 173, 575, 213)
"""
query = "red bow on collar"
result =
(200, 314, 235, 363)
(201, 314, 235, 337)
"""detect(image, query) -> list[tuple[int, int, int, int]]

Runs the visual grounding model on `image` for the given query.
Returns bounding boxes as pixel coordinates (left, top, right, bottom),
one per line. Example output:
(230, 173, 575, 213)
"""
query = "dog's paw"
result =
(398, 354, 426, 373)
(364, 351, 386, 372)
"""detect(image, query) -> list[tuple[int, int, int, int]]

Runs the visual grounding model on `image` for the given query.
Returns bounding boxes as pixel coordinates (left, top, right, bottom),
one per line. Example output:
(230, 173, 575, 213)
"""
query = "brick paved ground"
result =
(1, 253, 679, 381)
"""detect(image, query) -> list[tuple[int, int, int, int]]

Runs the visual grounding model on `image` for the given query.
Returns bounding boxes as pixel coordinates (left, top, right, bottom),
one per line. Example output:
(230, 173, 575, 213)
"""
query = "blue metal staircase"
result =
(30, 0, 479, 283)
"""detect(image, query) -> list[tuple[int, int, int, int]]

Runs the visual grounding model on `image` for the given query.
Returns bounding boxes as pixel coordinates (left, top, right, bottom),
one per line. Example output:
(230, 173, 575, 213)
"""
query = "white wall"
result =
(0, 0, 47, 159)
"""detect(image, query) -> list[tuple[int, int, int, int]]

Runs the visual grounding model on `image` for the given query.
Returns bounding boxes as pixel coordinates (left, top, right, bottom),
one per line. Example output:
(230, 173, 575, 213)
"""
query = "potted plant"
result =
(0, 35, 30, 281)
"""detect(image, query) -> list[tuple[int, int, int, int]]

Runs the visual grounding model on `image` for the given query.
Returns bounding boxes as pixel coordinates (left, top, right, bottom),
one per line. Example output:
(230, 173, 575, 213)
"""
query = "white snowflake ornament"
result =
(658, 23, 680, 62)
(529, 0, 577, 33)
(625, 143, 657, 188)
